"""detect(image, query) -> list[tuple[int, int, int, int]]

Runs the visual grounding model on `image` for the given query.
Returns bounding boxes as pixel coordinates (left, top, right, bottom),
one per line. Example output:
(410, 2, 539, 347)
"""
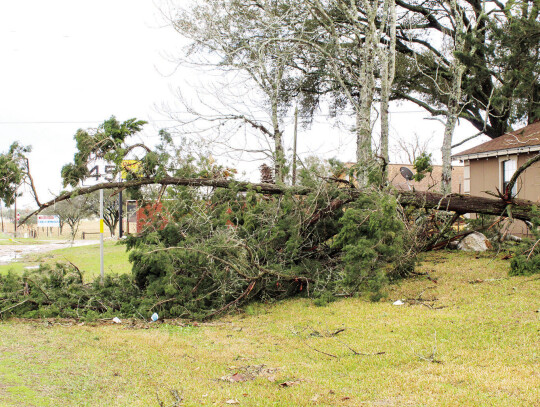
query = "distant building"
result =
(387, 164, 464, 194)
(340, 163, 464, 194)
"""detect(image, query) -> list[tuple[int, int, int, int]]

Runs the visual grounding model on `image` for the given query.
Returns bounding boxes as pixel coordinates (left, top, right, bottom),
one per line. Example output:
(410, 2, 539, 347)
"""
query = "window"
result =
(502, 159, 517, 196)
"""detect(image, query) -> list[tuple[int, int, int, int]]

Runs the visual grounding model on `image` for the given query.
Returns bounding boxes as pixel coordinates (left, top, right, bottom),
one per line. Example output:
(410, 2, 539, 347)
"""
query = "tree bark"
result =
(397, 191, 536, 222)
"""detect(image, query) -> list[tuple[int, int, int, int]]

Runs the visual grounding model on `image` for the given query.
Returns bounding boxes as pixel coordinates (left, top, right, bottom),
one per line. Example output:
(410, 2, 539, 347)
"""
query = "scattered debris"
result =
(457, 232, 491, 252)
(393, 300, 405, 306)
(279, 380, 302, 387)
(221, 373, 248, 383)
(151, 312, 159, 322)
(468, 278, 506, 284)
(220, 365, 279, 383)
(225, 399, 239, 404)
(112, 317, 122, 324)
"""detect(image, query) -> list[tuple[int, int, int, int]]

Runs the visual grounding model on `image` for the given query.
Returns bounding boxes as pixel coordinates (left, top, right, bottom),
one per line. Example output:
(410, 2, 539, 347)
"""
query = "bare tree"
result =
(52, 196, 92, 241)
(392, 133, 434, 164)
(168, 0, 301, 183)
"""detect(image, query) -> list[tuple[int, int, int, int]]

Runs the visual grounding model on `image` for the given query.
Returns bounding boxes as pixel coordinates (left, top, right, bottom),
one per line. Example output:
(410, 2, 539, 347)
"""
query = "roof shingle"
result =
(453, 121, 540, 158)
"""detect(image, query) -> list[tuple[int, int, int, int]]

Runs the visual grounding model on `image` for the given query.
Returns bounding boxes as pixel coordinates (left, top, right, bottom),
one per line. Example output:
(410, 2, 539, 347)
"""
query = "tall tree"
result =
(394, 0, 539, 139)
(170, 0, 302, 183)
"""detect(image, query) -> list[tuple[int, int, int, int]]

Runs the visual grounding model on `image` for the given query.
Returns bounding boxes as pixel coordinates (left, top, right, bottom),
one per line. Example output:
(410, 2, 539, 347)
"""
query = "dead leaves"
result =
(278, 379, 302, 387)
(220, 364, 279, 383)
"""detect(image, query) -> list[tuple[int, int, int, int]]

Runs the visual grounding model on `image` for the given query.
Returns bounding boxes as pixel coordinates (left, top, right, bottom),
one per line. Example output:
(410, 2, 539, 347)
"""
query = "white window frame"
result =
(499, 155, 518, 197)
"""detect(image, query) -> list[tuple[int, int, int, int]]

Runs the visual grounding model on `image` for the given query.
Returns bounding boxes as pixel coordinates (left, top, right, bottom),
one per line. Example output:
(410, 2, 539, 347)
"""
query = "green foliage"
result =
(333, 191, 415, 299)
(61, 116, 147, 187)
(0, 142, 31, 206)
(412, 153, 433, 182)
(509, 207, 540, 276)
(0, 264, 141, 320)
(1, 159, 421, 320)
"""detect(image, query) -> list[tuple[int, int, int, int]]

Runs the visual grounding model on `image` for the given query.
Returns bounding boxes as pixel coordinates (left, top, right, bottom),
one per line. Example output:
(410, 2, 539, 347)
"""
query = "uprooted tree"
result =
(1, 117, 540, 320)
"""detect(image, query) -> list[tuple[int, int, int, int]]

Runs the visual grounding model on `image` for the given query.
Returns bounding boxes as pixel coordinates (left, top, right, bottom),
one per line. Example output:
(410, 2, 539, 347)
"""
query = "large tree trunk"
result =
(380, 0, 396, 167)
(398, 191, 536, 222)
(21, 175, 540, 225)
(355, 1, 377, 187)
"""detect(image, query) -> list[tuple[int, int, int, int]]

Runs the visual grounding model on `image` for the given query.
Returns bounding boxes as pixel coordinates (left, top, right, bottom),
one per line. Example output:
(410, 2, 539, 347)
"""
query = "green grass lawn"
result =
(0, 241, 131, 280)
(0, 251, 539, 406)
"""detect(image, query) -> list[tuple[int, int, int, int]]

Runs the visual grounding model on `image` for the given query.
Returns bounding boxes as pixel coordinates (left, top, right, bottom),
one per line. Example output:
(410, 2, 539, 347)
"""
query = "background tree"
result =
(0, 142, 33, 207)
(86, 191, 121, 237)
(394, 0, 539, 139)
(51, 196, 92, 241)
(170, 0, 303, 183)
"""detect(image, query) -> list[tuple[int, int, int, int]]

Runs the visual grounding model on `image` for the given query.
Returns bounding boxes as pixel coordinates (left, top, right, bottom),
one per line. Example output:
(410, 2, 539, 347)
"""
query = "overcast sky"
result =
(0, 1, 485, 209)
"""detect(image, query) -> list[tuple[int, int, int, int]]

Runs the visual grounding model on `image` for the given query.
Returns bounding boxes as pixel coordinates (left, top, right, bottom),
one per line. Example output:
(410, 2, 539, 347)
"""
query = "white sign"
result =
(81, 160, 117, 186)
(37, 215, 60, 228)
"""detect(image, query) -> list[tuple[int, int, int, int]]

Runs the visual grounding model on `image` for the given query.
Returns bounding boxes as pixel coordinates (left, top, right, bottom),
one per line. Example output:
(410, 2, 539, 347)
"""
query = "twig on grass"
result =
(334, 337, 385, 356)
(303, 342, 338, 359)
(415, 331, 443, 364)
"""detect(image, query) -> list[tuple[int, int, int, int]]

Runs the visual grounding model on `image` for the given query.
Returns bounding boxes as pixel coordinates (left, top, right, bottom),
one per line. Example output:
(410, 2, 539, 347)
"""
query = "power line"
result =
(0, 120, 179, 125)
(0, 110, 429, 126)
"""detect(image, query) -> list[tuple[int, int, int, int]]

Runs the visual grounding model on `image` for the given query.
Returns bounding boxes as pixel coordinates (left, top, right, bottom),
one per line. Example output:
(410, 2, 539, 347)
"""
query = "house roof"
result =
(453, 121, 540, 160)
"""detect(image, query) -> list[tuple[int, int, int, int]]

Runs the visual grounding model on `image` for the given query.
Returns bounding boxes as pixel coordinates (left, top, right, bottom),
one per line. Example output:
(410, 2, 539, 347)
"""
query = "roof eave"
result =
(452, 145, 540, 161)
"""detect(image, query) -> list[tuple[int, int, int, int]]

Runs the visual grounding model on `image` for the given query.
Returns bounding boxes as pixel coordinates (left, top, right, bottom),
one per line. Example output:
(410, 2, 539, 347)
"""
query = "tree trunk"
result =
(355, 1, 377, 187)
(21, 174, 540, 226)
(379, 0, 396, 168)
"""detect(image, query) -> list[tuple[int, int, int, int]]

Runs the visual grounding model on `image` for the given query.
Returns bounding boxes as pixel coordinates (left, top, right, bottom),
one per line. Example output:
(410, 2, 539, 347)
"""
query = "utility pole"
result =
(118, 179, 123, 238)
(292, 106, 298, 186)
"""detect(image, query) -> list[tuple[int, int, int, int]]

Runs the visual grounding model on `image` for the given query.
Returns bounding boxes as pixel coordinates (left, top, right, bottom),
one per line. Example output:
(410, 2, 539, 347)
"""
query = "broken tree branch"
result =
(19, 174, 540, 226)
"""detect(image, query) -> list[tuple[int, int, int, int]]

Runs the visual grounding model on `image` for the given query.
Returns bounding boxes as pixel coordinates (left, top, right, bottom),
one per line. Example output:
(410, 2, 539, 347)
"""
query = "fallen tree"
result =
(20, 176, 540, 225)
(3, 117, 540, 321)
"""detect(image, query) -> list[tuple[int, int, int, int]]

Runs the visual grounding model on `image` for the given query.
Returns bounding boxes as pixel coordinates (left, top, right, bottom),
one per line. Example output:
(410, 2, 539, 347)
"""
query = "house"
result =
(452, 121, 540, 234)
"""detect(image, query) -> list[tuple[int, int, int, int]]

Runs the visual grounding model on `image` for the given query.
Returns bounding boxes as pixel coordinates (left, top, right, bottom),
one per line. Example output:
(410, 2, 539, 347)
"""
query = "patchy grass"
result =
(0, 237, 49, 245)
(0, 241, 131, 280)
(0, 251, 539, 406)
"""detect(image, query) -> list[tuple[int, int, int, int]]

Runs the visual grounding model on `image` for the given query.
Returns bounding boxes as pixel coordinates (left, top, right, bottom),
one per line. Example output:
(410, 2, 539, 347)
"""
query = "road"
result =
(0, 240, 100, 265)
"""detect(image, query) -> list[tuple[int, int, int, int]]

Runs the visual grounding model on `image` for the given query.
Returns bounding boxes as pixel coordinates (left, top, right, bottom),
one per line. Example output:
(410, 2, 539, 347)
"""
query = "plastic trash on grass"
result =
(150, 312, 159, 322)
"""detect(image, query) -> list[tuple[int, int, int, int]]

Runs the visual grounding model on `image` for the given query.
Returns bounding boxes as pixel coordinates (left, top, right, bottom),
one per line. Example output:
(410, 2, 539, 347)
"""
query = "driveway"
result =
(0, 240, 100, 265)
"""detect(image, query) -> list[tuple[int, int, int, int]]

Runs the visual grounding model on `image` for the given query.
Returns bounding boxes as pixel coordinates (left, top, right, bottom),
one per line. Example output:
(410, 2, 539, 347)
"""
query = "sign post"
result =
(100, 189, 104, 284)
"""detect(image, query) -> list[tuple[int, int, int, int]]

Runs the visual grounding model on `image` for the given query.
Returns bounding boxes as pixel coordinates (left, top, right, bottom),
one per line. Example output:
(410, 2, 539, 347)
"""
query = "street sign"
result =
(37, 215, 60, 228)
(121, 160, 142, 179)
(81, 160, 117, 186)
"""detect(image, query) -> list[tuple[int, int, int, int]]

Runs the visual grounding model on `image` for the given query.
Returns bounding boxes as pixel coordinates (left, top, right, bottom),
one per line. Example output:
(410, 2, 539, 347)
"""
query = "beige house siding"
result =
(468, 153, 540, 235)
(517, 155, 540, 202)
(469, 157, 500, 198)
